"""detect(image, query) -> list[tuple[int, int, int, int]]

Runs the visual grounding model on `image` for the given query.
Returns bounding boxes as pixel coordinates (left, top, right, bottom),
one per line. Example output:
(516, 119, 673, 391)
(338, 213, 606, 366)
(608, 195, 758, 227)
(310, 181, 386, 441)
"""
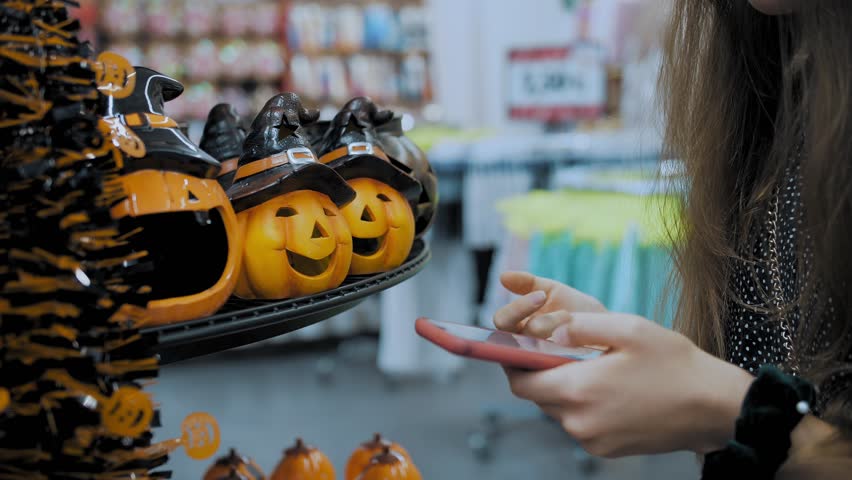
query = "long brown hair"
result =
(661, 0, 852, 427)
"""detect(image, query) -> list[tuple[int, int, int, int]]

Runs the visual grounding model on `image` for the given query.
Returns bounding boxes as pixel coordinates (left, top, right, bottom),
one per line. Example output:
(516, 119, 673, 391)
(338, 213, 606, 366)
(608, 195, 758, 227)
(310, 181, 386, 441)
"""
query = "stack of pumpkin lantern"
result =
(50, 50, 437, 326)
(203, 93, 437, 301)
(203, 434, 423, 480)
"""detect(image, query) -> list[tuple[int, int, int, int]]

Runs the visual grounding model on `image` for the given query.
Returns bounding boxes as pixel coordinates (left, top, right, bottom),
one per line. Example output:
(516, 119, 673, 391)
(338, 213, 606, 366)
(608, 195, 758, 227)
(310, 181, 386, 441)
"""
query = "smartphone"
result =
(415, 318, 604, 370)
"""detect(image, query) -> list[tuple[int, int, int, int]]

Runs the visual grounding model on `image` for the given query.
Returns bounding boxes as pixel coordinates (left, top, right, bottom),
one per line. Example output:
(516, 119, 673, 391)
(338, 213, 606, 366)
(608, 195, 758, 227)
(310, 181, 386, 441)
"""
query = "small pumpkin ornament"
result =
(271, 438, 336, 480)
(317, 97, 421, 275)
(203, 448, 266, 480)
(357, 447, 422, 480)
(200, 103, 247, 190)
(228, 93, 356, 300)
(102, 63, 241, 325)
(345, 434, 411, 480)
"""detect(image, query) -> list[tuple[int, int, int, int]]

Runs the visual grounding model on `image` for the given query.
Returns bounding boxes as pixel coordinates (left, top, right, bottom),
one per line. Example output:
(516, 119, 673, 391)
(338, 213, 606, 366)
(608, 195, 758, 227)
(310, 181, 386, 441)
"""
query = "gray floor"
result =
(150, 339, 700, 479)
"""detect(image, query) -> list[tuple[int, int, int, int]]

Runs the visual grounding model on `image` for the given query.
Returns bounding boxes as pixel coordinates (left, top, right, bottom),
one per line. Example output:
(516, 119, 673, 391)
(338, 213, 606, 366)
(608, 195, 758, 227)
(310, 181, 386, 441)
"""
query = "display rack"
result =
(144, 238, 430, 364)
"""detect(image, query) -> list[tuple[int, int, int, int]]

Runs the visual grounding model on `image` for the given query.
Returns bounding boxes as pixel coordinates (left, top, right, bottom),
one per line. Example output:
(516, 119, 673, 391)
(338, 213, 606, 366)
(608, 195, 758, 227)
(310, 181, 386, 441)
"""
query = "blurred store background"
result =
(69, 0, 693, 478)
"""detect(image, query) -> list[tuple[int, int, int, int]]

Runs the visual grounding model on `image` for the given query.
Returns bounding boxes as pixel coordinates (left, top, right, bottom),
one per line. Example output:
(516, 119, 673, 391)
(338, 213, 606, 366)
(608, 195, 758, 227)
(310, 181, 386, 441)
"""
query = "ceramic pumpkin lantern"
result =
(317, 97, 421, 275)
(357, 447, 421, 480)
(100, 62, 241, 325)
(203, 448, 266, 480)
(200, 103, 247, 190)
(374, 114, 438, 237)
(271, 438, 335, 480)
(227, 93, 356, 300)
(345, 434, 411, 480)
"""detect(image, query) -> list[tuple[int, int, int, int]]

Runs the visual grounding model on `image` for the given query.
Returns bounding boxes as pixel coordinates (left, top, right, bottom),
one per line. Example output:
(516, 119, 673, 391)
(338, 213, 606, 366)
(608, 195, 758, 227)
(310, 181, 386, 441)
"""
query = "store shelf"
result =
(144, 238, 430, 364)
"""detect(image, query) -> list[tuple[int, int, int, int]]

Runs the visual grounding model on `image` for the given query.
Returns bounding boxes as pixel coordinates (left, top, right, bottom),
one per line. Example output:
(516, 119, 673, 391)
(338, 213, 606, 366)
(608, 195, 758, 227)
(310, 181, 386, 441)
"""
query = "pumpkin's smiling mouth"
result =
(287, 250, 334, 277)
(352, 234, 387, 256)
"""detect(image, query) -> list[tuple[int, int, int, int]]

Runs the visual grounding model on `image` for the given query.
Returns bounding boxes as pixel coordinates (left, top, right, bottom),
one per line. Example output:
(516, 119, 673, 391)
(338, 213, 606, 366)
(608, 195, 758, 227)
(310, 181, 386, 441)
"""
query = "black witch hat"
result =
(111, 67, 220, 178)
(227, 92, 356, 213)
(373, 114, 439, 236)
(315, 97, 421, 204)
(199, 103, 247, 189)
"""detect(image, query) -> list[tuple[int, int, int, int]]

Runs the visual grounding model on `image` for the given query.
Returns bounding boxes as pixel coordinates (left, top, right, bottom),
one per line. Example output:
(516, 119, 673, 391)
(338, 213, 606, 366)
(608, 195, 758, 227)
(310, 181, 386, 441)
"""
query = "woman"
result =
(495, 0, 852, 477)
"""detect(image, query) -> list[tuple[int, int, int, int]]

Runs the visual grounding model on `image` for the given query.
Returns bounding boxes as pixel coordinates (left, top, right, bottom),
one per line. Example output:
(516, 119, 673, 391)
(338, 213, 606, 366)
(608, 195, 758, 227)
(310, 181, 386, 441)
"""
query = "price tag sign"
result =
(506, 46, 606, 121)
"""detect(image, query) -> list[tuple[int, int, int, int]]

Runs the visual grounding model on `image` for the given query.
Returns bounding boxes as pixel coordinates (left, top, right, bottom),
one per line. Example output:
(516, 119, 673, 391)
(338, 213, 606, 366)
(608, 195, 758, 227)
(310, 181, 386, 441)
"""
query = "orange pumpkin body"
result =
(110, 170, 241, 325)
(357, 448, 421, 480)
(235, 190, 353, 299)
(341, 178, 415, 275)
(345, 434, 410, 480)
(271, 439, 336, 480)
(203, 448, 266, 480)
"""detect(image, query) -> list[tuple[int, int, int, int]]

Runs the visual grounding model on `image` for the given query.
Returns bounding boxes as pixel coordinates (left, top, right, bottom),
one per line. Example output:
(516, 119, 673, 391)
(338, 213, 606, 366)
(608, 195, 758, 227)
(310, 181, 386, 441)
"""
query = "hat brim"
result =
(228, 162, 356, 213)
(329, 154, 422, 203)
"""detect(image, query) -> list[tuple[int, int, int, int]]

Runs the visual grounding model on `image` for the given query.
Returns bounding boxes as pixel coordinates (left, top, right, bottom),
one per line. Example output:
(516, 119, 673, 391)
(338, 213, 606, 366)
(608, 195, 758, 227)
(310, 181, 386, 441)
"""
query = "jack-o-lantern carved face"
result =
(110, 171, 241, 325)
(235, 190, 352, 300)
(341, 178, 415, 275)
(98, 59, 241, 325)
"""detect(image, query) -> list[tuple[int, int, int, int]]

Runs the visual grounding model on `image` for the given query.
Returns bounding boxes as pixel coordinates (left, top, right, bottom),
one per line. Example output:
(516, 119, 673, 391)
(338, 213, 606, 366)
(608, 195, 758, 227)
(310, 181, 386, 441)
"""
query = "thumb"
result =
(549, 312, 646, 350)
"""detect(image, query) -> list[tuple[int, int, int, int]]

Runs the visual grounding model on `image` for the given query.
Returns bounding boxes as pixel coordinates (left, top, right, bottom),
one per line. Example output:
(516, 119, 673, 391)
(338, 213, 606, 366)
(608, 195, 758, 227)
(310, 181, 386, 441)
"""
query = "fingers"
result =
(500, 271, 555, 296)
(522, 310, 572, 338)
(549, 312, 649, 349)
(504, 363, 588, 405)
(493, 290, 546, 332)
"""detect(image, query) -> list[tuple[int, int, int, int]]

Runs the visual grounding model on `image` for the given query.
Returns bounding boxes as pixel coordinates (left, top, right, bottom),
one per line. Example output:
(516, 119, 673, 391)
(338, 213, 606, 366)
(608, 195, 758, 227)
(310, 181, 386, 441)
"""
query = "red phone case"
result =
(415, 318, 576, 370)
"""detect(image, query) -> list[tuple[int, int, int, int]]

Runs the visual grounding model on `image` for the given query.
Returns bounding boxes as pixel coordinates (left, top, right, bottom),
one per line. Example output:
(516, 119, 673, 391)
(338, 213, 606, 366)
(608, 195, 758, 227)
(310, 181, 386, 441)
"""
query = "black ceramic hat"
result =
(315, 97, 421, 203)
(374, 114, 439, 236)
(199, 103, 247, 190)
(300, 119, 330, 151)
(227, 92, 356, 213)
(111, 66, 220, 178)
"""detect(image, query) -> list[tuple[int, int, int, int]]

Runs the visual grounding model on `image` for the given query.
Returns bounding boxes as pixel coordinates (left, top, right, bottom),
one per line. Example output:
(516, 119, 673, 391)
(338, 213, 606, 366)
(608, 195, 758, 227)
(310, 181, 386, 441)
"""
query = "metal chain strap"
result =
(767, 188, 799, 374)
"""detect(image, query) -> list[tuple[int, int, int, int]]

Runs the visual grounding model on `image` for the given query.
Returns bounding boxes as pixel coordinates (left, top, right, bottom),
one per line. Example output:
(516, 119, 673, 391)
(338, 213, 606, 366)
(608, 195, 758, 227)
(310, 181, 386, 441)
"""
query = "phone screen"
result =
(430, 320, 604, 360)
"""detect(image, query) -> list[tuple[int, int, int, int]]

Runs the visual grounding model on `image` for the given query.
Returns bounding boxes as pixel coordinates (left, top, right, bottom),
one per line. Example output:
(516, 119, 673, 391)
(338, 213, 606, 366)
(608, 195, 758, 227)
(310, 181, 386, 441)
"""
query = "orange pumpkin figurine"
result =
(345, 434, 411, 480)
(227, 93, 357, 300)
(357, 447, 421, 480)
(316, 97, 421, 275)
(270, 438, 336, 480)
(203, 448, 266, 480)
(104, 64, 242, 325)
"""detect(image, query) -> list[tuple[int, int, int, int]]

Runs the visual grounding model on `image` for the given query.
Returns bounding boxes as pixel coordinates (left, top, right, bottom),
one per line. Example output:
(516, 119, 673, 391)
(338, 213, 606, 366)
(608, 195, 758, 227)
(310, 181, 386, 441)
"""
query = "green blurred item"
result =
(502, 188, 678, 326)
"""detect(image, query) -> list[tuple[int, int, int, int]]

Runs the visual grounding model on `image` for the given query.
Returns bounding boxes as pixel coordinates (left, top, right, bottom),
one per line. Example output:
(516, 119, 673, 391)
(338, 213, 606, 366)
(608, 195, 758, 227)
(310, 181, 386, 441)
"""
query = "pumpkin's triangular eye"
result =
(276, 207, 298, 217)
(361, 206, 375, 222)
(377, 193, 391, 202)
(323, 208, 336, 217)
(188, 190, 199, 202)
(311, 223, 328, 239)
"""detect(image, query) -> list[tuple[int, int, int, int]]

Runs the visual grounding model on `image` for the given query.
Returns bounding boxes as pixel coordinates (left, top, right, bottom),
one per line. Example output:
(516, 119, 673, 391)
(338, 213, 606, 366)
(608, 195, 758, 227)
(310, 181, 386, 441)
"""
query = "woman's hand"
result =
(495, 273, 755, 457)
(493, 271, 607, 337)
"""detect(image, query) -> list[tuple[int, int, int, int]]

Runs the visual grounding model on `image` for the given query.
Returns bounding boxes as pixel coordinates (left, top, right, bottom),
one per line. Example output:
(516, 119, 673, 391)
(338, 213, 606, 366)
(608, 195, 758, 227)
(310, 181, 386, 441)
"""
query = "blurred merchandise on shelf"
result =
(77, 0, 432, 121)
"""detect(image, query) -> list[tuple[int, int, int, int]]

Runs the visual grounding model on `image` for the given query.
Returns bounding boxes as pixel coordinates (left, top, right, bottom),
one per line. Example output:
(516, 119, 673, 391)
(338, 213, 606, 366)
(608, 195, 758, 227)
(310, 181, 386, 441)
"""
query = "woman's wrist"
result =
(687, 350, 755, 454)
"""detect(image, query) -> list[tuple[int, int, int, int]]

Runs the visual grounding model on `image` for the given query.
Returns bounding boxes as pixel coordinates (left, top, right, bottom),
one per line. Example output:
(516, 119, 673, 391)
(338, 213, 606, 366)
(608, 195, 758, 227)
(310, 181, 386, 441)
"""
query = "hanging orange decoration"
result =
(93, 51, 136, 99)
(181, 411, 221, 461)
(101, 386, 154, 437)
(0, 388, 10, 412)
(270, 438, 335, 480)
(345, 434, 411, 480)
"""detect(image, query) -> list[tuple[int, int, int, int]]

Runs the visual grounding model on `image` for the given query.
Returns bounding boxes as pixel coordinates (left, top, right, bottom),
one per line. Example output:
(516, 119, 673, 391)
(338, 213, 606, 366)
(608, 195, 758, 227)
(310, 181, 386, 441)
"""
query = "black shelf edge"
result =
(144, 239, 430, 364)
